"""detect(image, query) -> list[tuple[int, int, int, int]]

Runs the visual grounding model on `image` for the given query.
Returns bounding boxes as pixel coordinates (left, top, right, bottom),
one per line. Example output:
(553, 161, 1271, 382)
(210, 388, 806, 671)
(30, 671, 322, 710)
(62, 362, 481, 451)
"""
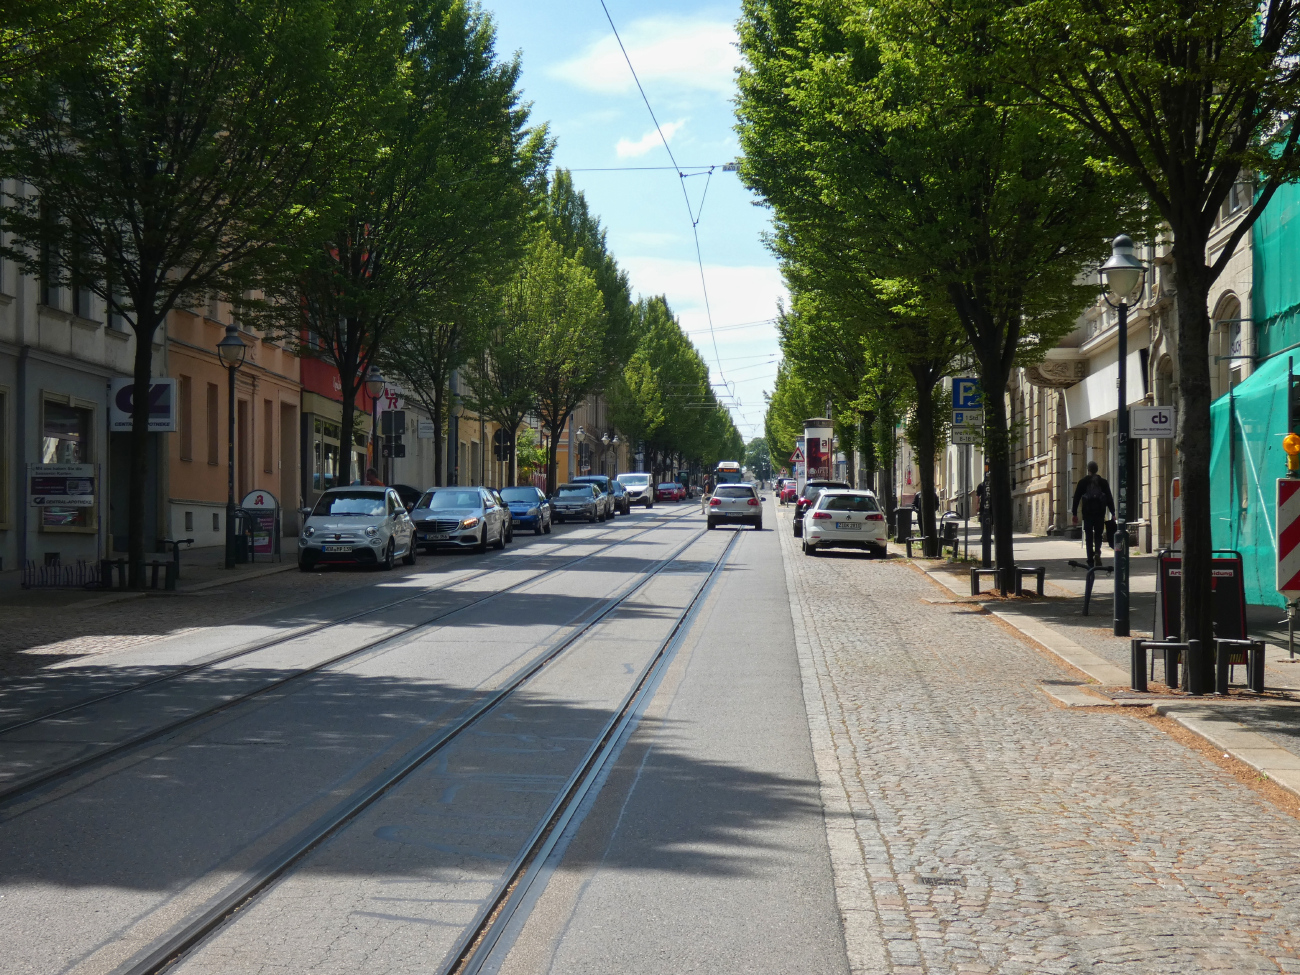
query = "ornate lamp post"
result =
(1099, 234, 1146, 637)
(216, 324, 248, 569)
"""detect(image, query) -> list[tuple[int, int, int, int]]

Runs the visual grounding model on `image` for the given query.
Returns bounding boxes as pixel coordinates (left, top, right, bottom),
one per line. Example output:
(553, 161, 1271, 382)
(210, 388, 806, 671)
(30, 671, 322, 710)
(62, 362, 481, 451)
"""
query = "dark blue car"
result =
(500, 485, 551, 535)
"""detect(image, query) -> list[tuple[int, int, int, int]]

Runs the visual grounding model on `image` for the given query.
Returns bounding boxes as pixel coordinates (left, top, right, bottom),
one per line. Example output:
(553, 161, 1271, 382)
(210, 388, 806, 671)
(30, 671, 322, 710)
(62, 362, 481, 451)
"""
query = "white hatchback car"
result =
(705, 482, 765, 530)
(299, 486, 417, 571)
(801, 490, 887, 557)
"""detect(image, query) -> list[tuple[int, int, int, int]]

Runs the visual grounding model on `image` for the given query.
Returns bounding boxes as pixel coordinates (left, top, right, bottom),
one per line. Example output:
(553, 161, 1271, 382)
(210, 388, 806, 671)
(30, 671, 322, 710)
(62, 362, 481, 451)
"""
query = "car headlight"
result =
(527, 507, 539, 516)
(302, 526, 315, 538)
(461, 516, 480, 529)
(365, 526, 379, 537)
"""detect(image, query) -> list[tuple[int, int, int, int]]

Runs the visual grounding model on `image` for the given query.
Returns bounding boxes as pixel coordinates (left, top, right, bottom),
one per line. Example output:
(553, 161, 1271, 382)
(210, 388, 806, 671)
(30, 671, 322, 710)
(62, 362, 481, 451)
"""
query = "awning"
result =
(1064, 350, 1148, 428)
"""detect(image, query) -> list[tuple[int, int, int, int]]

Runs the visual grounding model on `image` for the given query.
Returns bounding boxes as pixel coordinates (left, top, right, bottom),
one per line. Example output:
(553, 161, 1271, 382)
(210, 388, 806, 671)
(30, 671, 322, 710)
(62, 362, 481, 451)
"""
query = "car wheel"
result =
(476, 528, 488, 554)
(804, 540, 817, 556)
(402, 540, 416, 565)
(380, 540, 395, 571)
(544, 517, 552, 533)
(588, 510, 597, 523)
(707, 518, 716, 530)
(505, 522, 513, 543)
(647, 502, 654, 509)
(535, 519, 545, 536)
(754, 519, 763, 531)
(493, 523, 506, 549)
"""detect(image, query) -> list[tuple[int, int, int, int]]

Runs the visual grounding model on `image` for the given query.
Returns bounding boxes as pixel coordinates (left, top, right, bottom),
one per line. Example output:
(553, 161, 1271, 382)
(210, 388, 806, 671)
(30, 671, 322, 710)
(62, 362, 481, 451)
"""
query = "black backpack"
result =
(1081, 475, 1107, 514)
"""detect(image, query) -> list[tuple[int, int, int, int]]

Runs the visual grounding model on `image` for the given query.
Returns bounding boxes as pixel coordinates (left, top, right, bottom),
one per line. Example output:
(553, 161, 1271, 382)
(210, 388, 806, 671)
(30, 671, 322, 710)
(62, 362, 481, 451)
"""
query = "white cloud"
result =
(549, 18, 740, 96)
(616, 119, 685, 158)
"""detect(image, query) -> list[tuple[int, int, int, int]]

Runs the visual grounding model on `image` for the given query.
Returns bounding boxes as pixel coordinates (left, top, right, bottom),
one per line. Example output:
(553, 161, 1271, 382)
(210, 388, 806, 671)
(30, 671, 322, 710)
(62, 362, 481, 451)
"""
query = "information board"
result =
(1155, 551, 1247, 642)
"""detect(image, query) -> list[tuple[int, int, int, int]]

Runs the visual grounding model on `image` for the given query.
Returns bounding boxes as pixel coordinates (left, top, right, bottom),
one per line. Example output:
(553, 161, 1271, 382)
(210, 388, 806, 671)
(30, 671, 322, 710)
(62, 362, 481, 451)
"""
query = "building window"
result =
(263, 398, 274, 473)
(178, 375, 193, 461)
(313, 417, 341, 492)
(206, 382, 219, 465)
(184, 510, 194, 531)
(41, 400, 93, 528)
(212, 512, 220, 531)
(38, 204, 59, 309)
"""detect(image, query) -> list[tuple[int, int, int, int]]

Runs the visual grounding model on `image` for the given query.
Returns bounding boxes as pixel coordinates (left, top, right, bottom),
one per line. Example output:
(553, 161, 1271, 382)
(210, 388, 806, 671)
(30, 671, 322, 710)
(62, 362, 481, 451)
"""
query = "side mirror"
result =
(299, 507, 312, 521)
(761, 497, 768, 502)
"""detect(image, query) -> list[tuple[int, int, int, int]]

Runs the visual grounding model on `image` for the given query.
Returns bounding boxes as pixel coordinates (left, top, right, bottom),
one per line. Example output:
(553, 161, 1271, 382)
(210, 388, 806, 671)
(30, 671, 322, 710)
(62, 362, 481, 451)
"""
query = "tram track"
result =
(109, 524, 738, 975)
(0, 509, 697, 808)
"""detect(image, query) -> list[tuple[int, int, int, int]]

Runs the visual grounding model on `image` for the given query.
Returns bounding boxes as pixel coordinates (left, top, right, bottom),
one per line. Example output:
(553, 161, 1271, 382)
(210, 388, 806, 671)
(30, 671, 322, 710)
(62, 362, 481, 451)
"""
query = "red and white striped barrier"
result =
(1278, 478, 1300, 598)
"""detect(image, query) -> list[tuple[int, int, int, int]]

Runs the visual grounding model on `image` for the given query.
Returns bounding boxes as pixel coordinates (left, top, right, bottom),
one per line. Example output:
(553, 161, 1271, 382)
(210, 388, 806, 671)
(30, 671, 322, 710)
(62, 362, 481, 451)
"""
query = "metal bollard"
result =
(1215, 640, 1231, 696)
(1248, 641, 1266, 694)
(1130, 639, 1148, 693)
(1165, 642, 1180, 689)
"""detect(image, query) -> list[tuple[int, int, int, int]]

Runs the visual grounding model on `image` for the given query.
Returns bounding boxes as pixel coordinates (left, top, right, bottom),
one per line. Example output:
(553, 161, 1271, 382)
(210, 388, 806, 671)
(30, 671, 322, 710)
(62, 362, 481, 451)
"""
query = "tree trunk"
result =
(909, 365, 939, 555)
(546, 423, 561, 496)
(127, 314, 161, 587)
(983, 380, 1015, 594)
(1172, 237, 1216, 686)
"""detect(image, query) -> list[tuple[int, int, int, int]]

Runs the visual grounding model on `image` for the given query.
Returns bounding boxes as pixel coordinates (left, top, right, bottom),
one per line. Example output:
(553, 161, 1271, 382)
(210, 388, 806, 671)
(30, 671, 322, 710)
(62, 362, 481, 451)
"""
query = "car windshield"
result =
(618, 474, 649, 486)
(313, 491, 386, 517)
(420, 490, 481, 509)
(657, 483, 679, 490)
(499, 487, 539, 503)
(820, 494, 879, 512)
(558, 485, 593, 496)
(714, 485, 755, 499)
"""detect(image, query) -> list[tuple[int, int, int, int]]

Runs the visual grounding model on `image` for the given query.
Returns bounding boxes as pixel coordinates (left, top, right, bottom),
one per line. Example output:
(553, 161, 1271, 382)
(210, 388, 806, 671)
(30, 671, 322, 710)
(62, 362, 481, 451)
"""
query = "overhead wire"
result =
(597, 0, 729, 399)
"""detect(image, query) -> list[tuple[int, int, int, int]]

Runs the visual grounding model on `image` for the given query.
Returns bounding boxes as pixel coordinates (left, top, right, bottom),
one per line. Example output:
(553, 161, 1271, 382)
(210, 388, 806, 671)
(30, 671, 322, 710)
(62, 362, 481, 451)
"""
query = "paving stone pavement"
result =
(778, 506, 1300, 974)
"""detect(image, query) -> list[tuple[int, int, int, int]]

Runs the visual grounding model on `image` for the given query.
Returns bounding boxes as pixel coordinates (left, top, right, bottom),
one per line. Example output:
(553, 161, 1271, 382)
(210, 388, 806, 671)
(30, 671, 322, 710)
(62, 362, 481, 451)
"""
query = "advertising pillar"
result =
(803, 417, 833, 482)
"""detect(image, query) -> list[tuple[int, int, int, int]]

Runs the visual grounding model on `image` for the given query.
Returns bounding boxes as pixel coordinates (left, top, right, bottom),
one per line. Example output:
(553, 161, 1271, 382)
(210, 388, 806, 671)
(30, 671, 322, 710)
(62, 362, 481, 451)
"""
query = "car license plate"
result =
(512, 519, 522, 526)
(323, 544, 352, 553)
(724, 510, 742, 517)
(835, 522, 860, 530)
(421, 532, 449, 541)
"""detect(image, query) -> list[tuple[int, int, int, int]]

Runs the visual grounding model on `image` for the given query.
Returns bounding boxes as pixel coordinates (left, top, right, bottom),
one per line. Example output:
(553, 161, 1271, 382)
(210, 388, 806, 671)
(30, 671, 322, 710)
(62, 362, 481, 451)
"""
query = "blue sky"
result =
(486, 0, 784, 441)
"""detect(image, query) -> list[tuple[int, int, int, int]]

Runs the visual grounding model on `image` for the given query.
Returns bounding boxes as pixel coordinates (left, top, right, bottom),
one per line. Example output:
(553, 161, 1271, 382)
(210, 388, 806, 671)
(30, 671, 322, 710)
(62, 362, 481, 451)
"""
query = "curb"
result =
(173, 561, 296, 593)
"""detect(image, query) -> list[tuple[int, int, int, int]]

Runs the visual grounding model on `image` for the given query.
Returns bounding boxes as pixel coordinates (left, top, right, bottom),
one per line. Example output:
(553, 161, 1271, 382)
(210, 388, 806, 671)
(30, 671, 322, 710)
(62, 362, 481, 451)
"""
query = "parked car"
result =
(486, 487, 514, 544)
(706, 482, 765, 530)
(552, 482, 607, 523)
(298, 486, 416, 571)
(657, 481, 686, 503)
(409, 487, 510, 553)
(801, 490, 887, 558)
(792, 479, 851, 537)
(779, 479, 798, 505)
(501, 485, 551, 535)
(616, 472, 655, 507)
(572, 475, 629, 516)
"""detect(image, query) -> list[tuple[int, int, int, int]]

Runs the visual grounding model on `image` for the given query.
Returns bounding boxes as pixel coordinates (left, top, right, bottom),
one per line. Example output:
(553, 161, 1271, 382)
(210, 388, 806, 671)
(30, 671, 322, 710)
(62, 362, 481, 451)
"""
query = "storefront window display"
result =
(41, 400, 94, 528)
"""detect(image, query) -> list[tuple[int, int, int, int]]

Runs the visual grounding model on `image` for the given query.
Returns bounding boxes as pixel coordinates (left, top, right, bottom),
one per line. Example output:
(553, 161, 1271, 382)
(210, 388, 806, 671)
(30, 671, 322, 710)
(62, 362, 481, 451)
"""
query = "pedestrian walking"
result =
(1071, 461, 1115, 567)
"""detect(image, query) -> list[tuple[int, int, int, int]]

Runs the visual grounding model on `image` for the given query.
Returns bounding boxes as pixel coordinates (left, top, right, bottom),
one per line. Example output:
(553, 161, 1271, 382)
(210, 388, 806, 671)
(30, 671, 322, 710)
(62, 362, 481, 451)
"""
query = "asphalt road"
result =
(0, 501, 847, 975)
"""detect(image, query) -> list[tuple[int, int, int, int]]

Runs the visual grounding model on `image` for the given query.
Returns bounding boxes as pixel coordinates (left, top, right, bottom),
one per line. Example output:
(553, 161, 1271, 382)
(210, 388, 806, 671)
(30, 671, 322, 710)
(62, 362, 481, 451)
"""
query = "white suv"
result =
(706, 483, 764, 530)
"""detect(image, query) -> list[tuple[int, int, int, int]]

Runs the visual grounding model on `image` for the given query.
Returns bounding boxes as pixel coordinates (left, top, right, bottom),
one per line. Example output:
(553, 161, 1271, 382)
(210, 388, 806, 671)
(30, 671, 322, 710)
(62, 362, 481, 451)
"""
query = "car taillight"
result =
(709, 498, 721, 506)
(747, 498, 759, 506)
(812, 511, 832, 520)
(866, 513, 884, 521)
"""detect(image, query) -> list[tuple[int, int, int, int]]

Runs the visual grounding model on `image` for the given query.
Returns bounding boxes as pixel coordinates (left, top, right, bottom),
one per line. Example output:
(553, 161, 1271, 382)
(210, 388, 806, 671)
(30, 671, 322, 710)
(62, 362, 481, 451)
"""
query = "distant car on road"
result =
(657, 481, 686, 503)
(616, 472, 655, 508)
(410, 487, 510, 553)
(777, 478, 798, 505)
(801, 489, 887, 558)
(792, 479, 851, 537)
(299, 486, 416, 571)
(572, 475, 629, 516)
(706, 482, 764, 530)
(500, 485, 551, 535)
(552, 482, 607, 523)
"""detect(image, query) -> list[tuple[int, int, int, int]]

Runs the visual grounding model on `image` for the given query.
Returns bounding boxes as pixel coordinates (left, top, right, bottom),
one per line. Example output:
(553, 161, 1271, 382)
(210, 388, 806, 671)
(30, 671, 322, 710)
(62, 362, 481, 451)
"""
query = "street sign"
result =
(109, 378, 177, 432)
(790, 446, 804, 463)
(1131, 406, 1174, 439)
(1279, 478, 1300, 598)
(952, 428, 980, 445)
(29, 464, 95, 506)
(417, 419, 435, 439)
(952, 409, 984, 428)
(952, 377, 981, 410)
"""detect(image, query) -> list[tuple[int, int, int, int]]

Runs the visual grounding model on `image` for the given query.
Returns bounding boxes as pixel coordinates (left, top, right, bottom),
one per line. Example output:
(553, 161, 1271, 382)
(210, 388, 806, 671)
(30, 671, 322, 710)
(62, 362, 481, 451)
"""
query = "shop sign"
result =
(1131, 406, 1174, 439)
(241, 489, 279, 555)
(30, 464, 96, 506)
(109, 378, 177, 432)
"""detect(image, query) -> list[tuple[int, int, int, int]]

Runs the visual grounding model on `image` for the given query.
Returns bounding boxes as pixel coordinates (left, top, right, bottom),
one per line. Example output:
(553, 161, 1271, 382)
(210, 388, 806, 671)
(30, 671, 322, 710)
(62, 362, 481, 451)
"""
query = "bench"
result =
(99, 558, 178, 591)
(1014, 566, 1046, 597)
(1214, 638, 1265, 694)
(970, 567, 1001, 595)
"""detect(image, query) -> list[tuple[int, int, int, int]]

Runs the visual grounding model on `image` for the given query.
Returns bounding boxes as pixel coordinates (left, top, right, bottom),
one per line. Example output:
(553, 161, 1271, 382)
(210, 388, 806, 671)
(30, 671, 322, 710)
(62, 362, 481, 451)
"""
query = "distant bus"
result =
(713, 461, 743, 484)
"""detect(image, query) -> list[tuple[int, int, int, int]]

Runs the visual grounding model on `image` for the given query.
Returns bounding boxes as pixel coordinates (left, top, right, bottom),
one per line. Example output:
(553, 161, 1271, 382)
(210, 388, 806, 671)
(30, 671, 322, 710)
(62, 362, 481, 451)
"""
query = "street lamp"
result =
(1100, 234, 1146, 637)
(365, 365, 384, 483)
(216, 324, 248, 569)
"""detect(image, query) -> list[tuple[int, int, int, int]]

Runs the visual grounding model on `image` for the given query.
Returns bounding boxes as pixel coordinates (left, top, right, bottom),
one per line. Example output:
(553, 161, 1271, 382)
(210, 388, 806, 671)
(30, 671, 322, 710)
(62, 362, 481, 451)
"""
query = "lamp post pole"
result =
(216, 324, 248, 570)
(364, 365, 384, 485)
(1099, 234, 1146, 637)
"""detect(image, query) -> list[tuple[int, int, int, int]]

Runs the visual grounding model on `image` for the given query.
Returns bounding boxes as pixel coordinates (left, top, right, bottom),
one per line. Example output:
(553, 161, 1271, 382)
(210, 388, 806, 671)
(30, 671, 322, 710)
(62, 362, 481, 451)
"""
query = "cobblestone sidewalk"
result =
(778, 506, 1300, 974)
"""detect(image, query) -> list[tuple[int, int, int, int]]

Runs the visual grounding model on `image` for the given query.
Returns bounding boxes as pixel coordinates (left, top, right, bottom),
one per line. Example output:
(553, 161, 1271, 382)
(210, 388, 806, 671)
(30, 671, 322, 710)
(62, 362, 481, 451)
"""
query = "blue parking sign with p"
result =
(953, 378, 981, 410)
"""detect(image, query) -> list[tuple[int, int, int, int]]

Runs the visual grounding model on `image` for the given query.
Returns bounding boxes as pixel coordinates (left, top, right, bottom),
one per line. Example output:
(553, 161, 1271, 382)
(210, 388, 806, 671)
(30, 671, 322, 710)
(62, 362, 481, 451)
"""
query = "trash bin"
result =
(894, 507, 913, 541)
(232, 508, 253, 564)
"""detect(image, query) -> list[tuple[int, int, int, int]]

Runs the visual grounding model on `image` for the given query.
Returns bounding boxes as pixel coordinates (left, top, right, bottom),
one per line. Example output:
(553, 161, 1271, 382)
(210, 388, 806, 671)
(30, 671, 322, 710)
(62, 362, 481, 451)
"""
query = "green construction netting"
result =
(1210, 350, 1292, 608)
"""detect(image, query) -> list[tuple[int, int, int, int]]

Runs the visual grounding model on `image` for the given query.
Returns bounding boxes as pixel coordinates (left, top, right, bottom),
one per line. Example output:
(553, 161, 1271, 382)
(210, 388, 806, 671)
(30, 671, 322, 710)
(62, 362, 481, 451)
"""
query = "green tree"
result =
(1, 0, 381, 579)
(521, 234, 609, 493)
(285, 0, 545, 487)
(1001, 0, 1300, 660)
(744, 437, 772, 480)
(737, 0, 1144, 588)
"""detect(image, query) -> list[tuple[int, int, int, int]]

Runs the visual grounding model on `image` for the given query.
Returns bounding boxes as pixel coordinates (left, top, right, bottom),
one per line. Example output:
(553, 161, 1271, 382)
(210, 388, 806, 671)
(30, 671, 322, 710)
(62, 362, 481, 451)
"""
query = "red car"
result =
(779, 480, 798, 505)
(657, 482, 686, 502)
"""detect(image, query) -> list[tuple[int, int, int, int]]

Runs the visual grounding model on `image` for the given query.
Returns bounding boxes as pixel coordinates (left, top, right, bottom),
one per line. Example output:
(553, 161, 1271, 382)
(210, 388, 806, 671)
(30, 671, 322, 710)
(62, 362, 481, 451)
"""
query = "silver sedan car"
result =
(298, 487, 416, 571)
(410, 487, 510, 553)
